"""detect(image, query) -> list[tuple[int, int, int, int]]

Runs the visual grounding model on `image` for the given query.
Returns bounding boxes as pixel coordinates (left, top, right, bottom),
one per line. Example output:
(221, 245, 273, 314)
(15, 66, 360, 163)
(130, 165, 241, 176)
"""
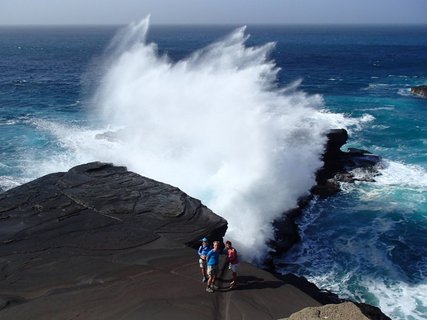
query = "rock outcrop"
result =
(411, 85, 427, 98)
(0, 162, 227, 249)
(313, 129, 381, 198)
(285, 302, 369, 320)
(0, 162, 325, 320)
(271, 129, 381, 256)
(0, 161, 389, 320)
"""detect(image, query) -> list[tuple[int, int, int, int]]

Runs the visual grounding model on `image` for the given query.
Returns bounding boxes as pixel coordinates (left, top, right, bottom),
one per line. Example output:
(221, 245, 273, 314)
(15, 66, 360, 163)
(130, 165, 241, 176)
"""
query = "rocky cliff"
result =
(0, 162, 322, 320)
(0, 161, 388, 319)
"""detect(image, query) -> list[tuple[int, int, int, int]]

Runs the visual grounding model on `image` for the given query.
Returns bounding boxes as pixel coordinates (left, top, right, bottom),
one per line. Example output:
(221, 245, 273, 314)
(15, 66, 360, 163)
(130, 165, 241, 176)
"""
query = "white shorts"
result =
(199, 258, 207, 268)
(207, 265, 218, 276)
(229, 263, 239, 273)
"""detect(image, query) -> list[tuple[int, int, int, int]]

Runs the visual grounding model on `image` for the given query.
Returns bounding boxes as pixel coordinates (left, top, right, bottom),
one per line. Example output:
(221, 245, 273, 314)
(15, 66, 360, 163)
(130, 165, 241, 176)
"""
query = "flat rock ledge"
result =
(0, 162, 387, 320)
(284, 302, 369, 320)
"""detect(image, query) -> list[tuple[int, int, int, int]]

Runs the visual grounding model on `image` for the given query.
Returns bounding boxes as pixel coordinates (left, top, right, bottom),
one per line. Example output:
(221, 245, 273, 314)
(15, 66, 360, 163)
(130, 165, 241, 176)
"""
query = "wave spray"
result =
(89, 17, 338, 261)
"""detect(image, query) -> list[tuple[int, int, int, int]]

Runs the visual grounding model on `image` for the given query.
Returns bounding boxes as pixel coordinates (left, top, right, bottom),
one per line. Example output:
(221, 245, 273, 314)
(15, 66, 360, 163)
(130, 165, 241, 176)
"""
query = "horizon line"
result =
(0, 22, 427, 28)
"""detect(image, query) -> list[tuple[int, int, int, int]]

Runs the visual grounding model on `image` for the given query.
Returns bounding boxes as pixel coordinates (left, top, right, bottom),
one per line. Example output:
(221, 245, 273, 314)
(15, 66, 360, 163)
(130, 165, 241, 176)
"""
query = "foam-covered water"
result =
(1, 22, 426, 319)
(18, 18, 361, 262)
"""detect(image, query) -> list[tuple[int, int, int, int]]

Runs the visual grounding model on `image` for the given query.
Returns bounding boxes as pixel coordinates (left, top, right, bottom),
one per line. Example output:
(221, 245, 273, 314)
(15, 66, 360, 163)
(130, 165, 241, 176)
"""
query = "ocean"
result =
(0, 21, 426, 319)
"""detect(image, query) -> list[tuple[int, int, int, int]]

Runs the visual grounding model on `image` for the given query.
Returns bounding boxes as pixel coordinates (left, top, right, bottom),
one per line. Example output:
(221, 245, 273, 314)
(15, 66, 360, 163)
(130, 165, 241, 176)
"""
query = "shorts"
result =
(207, 265, 218, 277)
(199, 258, 207, 268)
(229, 263, 239, 273)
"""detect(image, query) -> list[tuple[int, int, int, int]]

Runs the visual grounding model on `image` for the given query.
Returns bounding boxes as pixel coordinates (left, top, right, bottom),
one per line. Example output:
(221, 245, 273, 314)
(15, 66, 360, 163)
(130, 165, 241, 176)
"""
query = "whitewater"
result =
(24, 18, 358, 262)
(1, 20, 426, 320)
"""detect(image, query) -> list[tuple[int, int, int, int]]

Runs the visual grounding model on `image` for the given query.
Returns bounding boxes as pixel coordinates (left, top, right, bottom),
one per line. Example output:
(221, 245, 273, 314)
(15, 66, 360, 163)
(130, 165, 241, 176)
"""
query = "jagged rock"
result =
(313, 129, 381, 197)
(269, 130, 390, 320)
(315, 129, 349, 186)
(411, 85, 427, 98)
(273, 129, 381, 254)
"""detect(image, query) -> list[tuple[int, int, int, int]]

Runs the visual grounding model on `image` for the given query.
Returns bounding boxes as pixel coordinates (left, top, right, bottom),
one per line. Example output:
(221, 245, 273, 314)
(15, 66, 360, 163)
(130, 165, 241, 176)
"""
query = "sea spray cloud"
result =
(88, 17, 337, 261)
(87, 17, 336, 261)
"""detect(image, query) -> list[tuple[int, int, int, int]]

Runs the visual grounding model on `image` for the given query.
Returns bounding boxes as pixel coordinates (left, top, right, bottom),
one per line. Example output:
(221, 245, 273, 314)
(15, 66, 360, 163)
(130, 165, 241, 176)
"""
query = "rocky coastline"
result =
(267, 128, 387, 319)
(271, 128, 381, 259)
(0, 130, 389, 319)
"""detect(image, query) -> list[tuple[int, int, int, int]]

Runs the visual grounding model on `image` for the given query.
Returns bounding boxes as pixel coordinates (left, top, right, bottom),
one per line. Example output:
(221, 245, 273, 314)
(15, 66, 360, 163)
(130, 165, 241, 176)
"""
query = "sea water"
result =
(0, 22, 426, 319)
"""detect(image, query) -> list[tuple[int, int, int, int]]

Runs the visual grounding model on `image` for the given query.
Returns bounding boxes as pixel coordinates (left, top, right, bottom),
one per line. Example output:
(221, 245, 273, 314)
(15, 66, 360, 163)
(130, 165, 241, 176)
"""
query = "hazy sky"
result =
(0, 0, 426, 25)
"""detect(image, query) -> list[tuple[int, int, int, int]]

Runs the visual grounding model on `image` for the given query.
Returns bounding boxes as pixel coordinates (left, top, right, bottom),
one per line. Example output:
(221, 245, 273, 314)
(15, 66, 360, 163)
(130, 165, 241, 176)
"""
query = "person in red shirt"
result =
(225, 240, 239, 289)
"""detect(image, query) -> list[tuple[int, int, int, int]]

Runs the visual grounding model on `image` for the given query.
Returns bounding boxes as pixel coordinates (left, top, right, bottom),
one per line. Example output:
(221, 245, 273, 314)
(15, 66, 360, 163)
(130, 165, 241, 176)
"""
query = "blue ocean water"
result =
(1, 24, 426, 319)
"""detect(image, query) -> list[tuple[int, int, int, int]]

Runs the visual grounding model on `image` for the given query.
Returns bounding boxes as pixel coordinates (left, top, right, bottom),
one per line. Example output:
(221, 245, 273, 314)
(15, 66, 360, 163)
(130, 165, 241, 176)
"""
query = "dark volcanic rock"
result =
(0, 162, 227, 249)
(315, 129, 349, 186)
(0, 162, 389, 320)
(270, 131, 390, 320)
(411, 85, 427, 98)
(313, 129, 381, 198)
(0, 162, 329, 320)
(272, 129, 382, 256)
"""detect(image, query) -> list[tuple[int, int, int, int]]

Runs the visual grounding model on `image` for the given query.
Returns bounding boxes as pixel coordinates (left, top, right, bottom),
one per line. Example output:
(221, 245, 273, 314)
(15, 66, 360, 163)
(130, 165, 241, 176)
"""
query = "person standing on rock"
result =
(198, 237, 211, 282)
(206, 240, 220, 293)
(225, 240, 239, 288)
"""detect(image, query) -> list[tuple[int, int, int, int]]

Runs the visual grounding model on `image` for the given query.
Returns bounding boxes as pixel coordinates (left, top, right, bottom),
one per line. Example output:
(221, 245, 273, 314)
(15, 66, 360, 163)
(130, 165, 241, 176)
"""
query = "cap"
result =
(200, 237, 209, 242)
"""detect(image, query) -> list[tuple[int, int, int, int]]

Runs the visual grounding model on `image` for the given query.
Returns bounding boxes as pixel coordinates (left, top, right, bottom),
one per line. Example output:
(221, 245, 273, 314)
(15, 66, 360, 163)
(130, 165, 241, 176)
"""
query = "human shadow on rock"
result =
(218, 275, 283, 291)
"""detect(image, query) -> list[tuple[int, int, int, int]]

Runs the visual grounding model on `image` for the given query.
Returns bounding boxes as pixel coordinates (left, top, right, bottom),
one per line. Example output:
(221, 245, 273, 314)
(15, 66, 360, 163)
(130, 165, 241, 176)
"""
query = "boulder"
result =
(411, 85, 427, 98)
(285, 302, 369, 320)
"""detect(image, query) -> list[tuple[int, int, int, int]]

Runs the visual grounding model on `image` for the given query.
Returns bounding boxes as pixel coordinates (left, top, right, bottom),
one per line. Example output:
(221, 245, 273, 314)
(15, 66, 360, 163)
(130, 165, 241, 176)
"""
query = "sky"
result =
(0, 0, 426, 25)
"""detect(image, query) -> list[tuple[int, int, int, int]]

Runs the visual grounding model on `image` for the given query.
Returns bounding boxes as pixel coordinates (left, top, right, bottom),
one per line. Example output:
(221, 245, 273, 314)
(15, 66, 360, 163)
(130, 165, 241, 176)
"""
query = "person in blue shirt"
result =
(206, 241, 220, 293)
(198, 237, 211, 282)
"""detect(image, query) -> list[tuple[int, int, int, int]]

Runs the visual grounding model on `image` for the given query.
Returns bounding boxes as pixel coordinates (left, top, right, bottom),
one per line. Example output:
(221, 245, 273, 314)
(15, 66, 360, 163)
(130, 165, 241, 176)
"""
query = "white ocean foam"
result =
(19, 17, 372, 262)
(15, 18, 377, 263)
(302, 269, 427, 320)
(371, 124, 390, 130)
(375, 160, 427, 190)
(1, 120, 18, 125)
(67, 100, 81, 107)
(363, 278, 427, 320)
(26, 118, 117, 177)
(88, 18, 350, 262)
(282, 208, 427, 320)
(0, 176, 24, 191)
(398, 88, 413, 97)
(362, 83, 390, 91)
(359, 106, 395, 112)
(316, 111, 374, 135)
